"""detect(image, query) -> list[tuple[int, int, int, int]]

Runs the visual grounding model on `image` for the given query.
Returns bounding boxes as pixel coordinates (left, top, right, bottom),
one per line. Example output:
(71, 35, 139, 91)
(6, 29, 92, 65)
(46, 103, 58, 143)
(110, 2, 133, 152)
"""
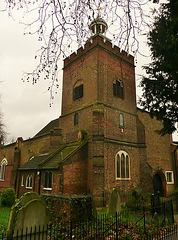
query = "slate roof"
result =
(39, 140, 88, 169)
(34, 118, 59, 137)
(19, 154, 50, 170)
(19, 140, 88, 171)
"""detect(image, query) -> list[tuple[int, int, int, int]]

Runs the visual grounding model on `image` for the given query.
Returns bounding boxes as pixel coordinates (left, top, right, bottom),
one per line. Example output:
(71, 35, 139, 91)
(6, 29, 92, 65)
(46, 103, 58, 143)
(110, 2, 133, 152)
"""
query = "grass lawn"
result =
(0, 206, 11, 234)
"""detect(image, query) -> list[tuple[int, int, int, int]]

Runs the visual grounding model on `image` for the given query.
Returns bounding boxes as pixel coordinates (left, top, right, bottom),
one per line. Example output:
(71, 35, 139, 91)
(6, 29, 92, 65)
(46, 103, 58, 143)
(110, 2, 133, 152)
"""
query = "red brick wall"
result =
(137, 110, 172, 170)
(62, 49, 98, 116)
(19, 135, 60, 166)
(0, 132, 61, 191)
(97, 46, 136, 115)
(0, 144, 16, 166)
(0, 133, 61, 169)
(63, 161, 87, 195)
(61, 35, 136, 140)
(104, 142, 141, 197)
(137, 109, 174, 195)
(104, 107, 138, 143)
(40, 170, 62, 195)
(60, 34, 141, 202)
(0, 165, 13, 191)
(59, 106, 94, 142)
(17, 171, 36, 197)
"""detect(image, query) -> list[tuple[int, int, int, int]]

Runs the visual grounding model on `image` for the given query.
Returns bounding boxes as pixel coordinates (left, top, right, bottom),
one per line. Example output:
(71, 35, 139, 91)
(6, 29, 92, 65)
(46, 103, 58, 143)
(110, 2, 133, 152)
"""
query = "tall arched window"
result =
(74, 112, 79, 125)
(0, 158, 8, 181)
(115, 151, 130, 179)
(26, 175, 33, 189)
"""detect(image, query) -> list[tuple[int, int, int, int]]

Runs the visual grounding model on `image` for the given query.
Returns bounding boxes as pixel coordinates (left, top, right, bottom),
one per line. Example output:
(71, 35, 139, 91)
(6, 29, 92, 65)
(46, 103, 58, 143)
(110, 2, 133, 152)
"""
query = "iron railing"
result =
(1, 211, 177, 240)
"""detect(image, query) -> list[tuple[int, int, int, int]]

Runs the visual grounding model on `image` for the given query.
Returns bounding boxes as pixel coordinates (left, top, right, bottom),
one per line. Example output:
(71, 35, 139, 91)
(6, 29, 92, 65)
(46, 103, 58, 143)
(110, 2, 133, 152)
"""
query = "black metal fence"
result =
(151, 196, 175, 224)
(1, 195, 177, 240)
(1, 211, 177, 240)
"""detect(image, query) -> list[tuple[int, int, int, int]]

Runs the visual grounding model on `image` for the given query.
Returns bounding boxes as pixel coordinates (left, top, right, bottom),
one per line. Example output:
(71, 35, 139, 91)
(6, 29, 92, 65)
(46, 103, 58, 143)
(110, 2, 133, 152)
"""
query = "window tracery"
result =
(0, 158, 8, 181)
(115, 151, 130, 179)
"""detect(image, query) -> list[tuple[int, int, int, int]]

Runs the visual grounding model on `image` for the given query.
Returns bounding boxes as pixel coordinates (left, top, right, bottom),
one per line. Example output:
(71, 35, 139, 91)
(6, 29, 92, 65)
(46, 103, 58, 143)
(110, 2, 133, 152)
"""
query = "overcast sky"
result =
(0, 10, 62, 143)
(0, 3, 177, 143)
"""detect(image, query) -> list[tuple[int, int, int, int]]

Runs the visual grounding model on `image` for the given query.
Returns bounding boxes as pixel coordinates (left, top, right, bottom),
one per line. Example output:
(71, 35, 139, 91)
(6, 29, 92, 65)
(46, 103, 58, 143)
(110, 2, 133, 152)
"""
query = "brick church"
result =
(0, 16, 177, 206)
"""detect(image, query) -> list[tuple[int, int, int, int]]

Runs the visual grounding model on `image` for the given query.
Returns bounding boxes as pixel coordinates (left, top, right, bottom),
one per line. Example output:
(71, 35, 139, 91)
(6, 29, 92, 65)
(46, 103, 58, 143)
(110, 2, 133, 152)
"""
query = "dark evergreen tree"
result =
(140, 0, 178, 135)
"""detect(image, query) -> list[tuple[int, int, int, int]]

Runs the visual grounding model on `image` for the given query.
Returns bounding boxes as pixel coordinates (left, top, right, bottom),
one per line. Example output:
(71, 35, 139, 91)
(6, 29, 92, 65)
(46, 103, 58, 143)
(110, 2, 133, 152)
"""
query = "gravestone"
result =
(151, 193, 161, 216)
(108, 188, 121, 214)
(165, 200, 174, 224)
(8, 192, 50, 240)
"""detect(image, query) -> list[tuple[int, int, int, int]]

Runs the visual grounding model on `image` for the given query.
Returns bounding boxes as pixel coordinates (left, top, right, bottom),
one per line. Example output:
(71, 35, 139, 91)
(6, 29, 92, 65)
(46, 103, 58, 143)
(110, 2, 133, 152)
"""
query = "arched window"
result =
(113, 79, 124, 100)
(0, 158, 8, 181)
(74, 113, 79, 125)
(44, 171, 52, 189)
(73, 80, 83, 101)
(115, 151, 130, 179)
(26, 175, 33, 189)
(119, 113, 124, 128)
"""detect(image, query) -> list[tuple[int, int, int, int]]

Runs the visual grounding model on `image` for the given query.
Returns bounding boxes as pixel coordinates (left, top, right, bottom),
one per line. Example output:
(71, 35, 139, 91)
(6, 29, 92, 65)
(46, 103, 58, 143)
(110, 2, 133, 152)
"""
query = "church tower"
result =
(60, 16, 143, 205)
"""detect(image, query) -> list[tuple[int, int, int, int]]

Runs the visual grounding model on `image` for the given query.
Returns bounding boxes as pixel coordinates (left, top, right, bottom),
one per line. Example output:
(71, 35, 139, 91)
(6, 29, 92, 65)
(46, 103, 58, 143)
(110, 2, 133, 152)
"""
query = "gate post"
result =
(116, 212, 118, 240)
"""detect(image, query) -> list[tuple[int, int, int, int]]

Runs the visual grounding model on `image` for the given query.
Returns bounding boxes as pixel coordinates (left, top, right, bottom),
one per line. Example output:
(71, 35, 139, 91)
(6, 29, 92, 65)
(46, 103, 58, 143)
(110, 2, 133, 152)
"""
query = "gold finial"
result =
(97, 7, 102, 17)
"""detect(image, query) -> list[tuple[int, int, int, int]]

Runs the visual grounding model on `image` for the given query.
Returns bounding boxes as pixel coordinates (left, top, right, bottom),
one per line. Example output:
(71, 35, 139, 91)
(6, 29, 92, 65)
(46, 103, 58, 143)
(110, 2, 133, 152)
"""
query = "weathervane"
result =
(97, 7, 102, 17)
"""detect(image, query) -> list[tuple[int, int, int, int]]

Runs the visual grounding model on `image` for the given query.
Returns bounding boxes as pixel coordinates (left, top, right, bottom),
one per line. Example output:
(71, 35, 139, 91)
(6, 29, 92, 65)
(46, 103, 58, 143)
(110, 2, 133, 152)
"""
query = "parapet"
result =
(64, 34, 134, 68)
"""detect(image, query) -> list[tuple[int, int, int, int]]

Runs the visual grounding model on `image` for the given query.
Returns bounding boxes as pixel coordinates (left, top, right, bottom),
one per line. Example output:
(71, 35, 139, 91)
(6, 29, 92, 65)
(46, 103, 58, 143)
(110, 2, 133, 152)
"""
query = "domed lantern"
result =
(89, 16, 108, 37)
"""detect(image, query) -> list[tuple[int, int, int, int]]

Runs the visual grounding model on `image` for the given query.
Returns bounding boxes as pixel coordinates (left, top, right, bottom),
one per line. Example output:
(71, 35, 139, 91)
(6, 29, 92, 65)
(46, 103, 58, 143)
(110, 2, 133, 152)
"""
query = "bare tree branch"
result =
(1, 0, 158, 102)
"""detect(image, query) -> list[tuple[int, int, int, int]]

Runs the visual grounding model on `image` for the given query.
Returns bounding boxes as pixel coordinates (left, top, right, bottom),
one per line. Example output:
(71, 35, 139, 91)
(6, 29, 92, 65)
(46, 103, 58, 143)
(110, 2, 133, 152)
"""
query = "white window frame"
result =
(26, 175, 33, 189)
(0, 158, 8, 181)
(165, 171, 174, 184)
(115, 151, 130, 180)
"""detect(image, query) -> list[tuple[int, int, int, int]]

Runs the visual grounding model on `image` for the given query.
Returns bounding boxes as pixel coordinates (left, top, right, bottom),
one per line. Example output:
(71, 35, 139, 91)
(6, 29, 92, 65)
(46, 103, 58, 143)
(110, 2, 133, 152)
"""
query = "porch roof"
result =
(19, 154, 50, 170)
(39, 140, 88, 169)
(19, 140, 88, 171)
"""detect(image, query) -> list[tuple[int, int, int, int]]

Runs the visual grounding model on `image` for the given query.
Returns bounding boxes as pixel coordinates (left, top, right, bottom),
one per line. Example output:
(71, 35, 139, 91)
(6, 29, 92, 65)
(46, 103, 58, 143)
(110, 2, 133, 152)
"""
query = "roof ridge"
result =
(59, 139, 88, 164)
(38, 144, 67, 166)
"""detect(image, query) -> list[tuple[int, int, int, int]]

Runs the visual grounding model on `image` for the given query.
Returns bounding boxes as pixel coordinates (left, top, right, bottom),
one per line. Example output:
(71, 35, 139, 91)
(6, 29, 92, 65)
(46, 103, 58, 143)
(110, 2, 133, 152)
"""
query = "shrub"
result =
(125, 189, 145, 211)
(1, 188, 15, 207)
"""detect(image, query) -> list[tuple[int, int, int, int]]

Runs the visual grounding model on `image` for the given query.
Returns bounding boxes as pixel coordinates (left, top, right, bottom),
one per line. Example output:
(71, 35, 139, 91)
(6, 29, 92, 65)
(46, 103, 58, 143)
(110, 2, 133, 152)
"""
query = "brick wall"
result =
(63, 144, 88, 195)
(59, 106, 94, 142)
(0, 165, 13, 191)
(62, 49, 98, 116)
(17, 170, 36, 197)
(0, 143, 16, 166)
(104, 106, 138, 143)
(104, 142, 141, 197)
(137, 109, 174, 195)
(63, 161, 87, 195)
(0, 131, 61, 191)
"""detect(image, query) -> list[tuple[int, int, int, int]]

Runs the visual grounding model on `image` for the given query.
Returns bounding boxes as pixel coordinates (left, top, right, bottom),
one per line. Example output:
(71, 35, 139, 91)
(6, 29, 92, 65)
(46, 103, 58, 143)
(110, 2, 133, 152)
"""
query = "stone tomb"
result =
(8, 192, 50, 239)
(108, 188, 121, 214)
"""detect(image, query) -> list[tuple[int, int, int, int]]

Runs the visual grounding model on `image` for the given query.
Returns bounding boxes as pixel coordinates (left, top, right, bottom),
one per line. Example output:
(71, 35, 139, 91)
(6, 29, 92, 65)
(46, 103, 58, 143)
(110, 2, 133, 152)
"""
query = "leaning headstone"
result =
(8, 192, 50, 240)
(108, 188, 121, 214)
